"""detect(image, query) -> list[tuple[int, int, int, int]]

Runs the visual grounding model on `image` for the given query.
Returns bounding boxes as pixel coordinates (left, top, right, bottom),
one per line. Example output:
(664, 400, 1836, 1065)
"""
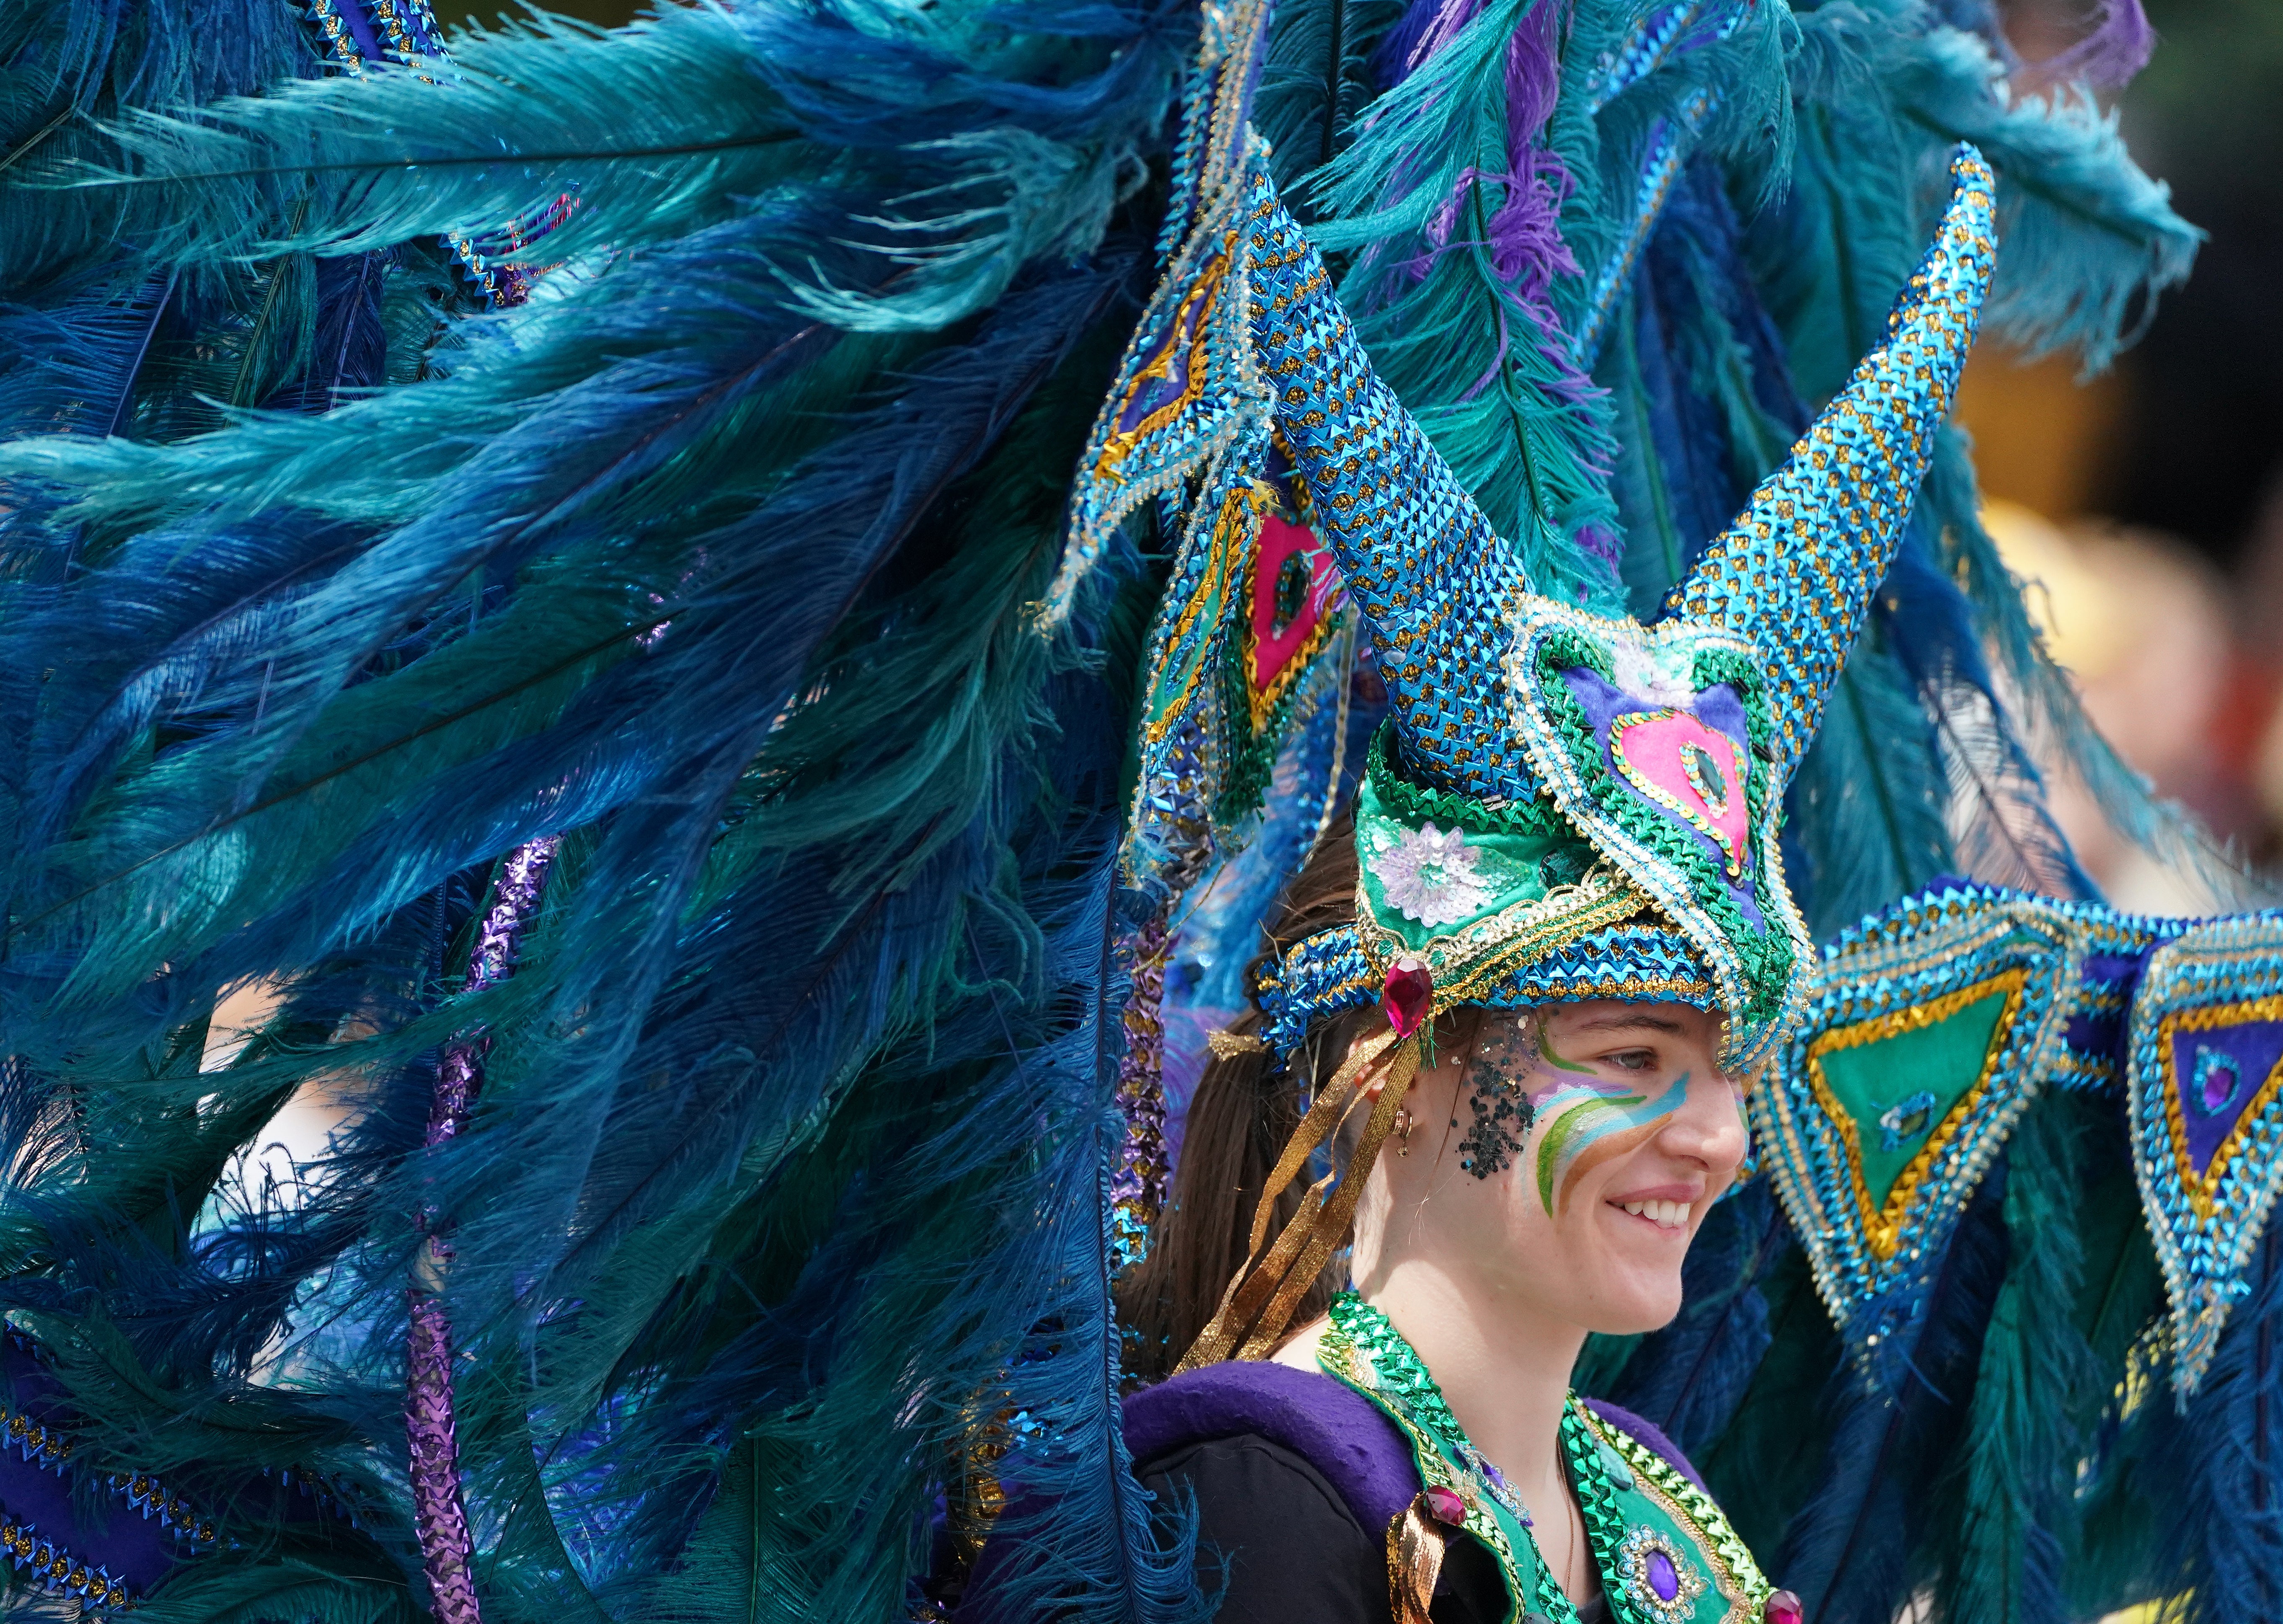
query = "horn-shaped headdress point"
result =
(1253, 145, 1996, 1071)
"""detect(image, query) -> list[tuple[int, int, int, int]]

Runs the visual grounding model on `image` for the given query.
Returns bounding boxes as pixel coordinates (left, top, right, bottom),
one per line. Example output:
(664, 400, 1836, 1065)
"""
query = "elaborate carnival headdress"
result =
(1036, 0, 1999, 1369)
(1047, 0, 1995, 1083)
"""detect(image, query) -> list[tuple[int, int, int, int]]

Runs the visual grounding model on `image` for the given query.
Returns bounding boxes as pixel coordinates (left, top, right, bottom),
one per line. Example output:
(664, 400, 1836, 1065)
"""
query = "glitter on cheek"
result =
(1458, 1018, 1540, 1177)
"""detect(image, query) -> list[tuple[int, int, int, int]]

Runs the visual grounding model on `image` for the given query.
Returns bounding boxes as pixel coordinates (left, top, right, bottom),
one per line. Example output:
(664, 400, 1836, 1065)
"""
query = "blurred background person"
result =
(1960, 0, 2283, 907)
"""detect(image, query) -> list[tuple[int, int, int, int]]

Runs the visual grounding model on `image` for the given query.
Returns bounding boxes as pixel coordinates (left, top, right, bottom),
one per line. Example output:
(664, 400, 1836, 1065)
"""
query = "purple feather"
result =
(1395, 0, 1603, 434)
(2036, 0, 2155, 90)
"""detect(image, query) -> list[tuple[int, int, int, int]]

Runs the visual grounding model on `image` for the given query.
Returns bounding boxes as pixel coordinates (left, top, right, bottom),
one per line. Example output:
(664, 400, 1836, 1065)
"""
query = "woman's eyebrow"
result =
(1567, 1013, 1687, 1036)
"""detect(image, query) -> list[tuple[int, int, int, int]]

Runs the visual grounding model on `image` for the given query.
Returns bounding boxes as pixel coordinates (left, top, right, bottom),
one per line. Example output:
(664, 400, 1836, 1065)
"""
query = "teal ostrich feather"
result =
(0, 0, 2262, 1618)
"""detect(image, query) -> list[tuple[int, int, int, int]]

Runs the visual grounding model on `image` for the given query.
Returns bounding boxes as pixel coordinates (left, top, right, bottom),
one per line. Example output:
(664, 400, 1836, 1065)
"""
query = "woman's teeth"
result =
(1619, 1199, 1691, 1229)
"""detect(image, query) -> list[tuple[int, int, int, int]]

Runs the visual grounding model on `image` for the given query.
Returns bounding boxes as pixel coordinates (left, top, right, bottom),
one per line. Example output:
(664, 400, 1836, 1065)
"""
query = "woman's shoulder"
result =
(1124, 1358, 1421, 1533)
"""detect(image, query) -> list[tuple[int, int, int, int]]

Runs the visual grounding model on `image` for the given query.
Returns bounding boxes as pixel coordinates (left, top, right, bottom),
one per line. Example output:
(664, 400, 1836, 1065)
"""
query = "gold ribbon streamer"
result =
(1175, 1029, 1421, 1370)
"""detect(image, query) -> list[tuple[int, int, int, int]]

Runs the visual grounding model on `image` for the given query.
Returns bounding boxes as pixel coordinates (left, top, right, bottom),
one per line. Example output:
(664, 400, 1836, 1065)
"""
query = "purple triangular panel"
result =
(2171, 1019, 2283, 1178)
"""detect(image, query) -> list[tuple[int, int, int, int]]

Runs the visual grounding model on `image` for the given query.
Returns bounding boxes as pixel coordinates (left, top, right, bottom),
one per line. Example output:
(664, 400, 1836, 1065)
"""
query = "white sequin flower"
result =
(1369, 821, 1492, 929)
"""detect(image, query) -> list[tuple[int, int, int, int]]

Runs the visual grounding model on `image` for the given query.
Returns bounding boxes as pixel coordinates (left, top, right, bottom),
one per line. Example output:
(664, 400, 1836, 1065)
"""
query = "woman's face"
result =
(1352, 999, 1748, 1337)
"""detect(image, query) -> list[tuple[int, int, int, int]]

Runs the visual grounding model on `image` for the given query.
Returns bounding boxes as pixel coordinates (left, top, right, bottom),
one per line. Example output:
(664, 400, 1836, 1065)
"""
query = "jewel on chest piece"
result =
(1425, 1485, 1469, 1526)
(1618, 1526, 1707, 1624)
(1763, 1589, 1805, 1624)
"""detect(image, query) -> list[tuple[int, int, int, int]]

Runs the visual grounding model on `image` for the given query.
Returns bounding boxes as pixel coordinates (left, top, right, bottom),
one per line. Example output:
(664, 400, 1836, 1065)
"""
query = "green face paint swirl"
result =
(1529, 1070, 1691, 1215)
(1536, 1016, 1599, 1075)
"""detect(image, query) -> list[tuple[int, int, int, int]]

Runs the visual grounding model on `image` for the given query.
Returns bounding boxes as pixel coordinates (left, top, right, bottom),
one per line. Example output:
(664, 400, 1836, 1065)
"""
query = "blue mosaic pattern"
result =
(1667, 146, 1996, 789)
(2057, 908, 2190, 1090)
(1754, 882, 2085, 1381)
(2125, 914, 2283, 1396)
(1245, 178, 1541, 803)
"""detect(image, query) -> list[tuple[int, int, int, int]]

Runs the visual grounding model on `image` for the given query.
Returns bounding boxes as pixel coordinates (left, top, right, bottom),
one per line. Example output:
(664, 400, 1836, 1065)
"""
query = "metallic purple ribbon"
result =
(407, 839, 557, 1624)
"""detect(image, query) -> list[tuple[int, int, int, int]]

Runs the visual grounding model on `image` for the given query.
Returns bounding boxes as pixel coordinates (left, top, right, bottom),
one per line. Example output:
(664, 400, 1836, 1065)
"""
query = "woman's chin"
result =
(1577, 1210, 1691, 1330)
(1583, 1279, 1686, 1337)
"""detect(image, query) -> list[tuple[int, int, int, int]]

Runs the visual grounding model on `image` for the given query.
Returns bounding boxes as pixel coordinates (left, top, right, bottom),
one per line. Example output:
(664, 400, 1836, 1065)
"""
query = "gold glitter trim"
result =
(1802, 969, 2026, 1262)
(1092, 238, 1234, 483)
(1355, 867, 1658, 1015)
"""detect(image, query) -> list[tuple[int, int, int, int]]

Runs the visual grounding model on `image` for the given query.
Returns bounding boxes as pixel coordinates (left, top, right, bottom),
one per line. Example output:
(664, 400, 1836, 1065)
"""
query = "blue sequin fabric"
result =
(1667, 150, 1996, 786)
(1244, 176, 1538, 803)
(1257, 920, 1719, 1053)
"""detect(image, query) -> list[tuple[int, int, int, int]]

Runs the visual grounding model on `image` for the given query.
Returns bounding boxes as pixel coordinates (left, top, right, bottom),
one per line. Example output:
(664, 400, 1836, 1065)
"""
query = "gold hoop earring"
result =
(1393, 1103, 1417, 1154)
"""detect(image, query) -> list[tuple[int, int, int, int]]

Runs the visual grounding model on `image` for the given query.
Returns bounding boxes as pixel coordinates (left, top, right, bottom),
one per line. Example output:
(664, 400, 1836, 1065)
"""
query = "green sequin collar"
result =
(1319, 1293, 1771, 1624)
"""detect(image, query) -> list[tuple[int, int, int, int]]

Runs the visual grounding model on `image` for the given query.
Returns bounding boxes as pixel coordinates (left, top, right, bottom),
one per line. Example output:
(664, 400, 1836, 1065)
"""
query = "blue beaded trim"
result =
(1257, 921, 1719, 1053)
(1664, 146, 1995, 790)
(0, 1501, 137, 1616)
(1578, 0, 1751, 114)
(1754, 884, 2088, 1379)
(2125, 913, 2283, 1396)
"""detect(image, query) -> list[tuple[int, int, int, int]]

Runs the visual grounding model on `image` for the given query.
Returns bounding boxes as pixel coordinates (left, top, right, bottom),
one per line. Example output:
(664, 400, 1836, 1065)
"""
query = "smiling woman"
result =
(1075, 38, 2007, 1624)
(1117, 828, 1766, 1624)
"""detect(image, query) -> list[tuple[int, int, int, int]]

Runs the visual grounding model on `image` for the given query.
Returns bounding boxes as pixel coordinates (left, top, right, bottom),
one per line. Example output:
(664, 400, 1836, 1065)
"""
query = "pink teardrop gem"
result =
(1424, 1485, 1468, 1526)
(1763, 1591, 1804, 1624)
(1381, 958, 1433, 1039)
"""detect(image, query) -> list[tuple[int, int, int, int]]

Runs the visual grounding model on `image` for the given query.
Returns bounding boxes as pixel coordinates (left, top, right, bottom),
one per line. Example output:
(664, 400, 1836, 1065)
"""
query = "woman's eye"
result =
(1606, 1049, 1657, 1073)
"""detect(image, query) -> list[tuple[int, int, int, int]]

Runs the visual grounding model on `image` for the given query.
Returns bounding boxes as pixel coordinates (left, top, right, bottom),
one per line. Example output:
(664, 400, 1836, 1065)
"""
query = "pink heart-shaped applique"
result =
(1250, 511, 1337, 694)
(1609, 709, 1750, 879)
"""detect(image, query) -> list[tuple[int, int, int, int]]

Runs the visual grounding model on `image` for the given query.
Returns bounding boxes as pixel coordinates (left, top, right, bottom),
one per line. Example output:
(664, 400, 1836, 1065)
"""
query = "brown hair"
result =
(1116, 815, 1366, 1380)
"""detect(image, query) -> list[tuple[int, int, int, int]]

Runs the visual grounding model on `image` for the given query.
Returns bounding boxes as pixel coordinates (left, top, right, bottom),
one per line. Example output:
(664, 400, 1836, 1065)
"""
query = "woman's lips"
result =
(1606, 1182, 1705, 1232)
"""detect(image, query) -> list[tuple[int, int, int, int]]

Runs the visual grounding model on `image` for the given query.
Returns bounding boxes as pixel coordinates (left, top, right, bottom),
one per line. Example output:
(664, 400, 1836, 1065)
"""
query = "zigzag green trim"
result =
(1366, 724, 1575, 839)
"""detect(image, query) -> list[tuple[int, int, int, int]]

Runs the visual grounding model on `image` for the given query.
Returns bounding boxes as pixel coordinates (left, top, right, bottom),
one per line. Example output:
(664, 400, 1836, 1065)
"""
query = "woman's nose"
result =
(1656, 1069, 1747, 1169)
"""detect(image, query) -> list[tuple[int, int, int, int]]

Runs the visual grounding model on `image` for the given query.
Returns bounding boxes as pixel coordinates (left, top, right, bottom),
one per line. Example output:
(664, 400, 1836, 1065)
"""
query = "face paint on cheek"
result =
(1531, 1071, 1690, 1216)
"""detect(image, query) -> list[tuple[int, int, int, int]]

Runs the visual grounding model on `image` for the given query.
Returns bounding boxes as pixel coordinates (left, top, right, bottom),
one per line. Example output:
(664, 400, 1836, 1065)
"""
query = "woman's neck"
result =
(1365, 1262, 1587, 1522)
